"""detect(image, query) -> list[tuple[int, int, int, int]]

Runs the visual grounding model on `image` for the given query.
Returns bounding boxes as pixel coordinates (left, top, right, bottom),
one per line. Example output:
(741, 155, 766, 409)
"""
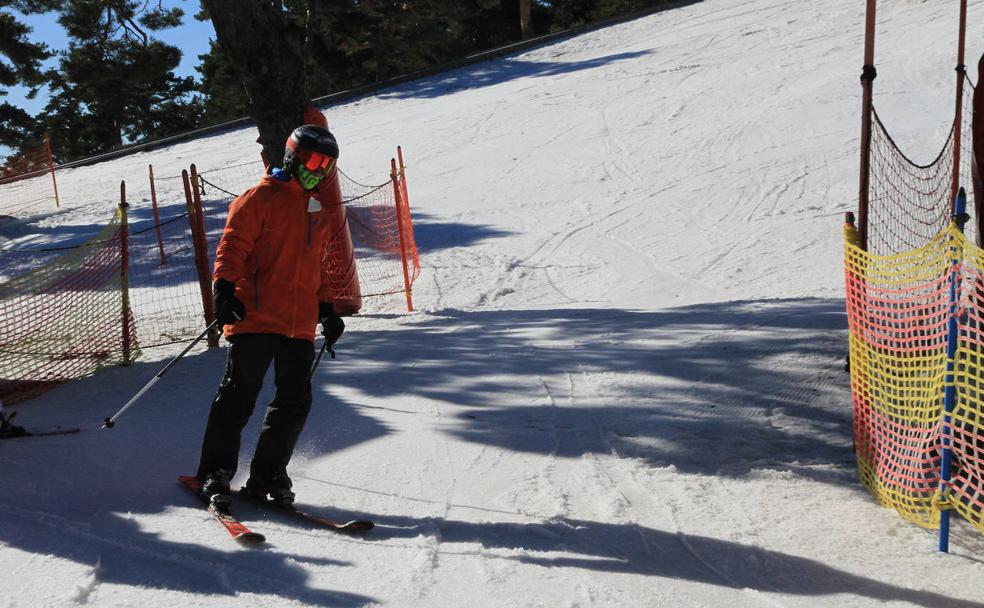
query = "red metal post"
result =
(391, 158, 414, 312)
(45, 133, 60, 208)
(148, 164, 167, 266)
(857, 0, 877, 251)
(950, 0, 969, 210)
(183, 168, 219, 347)
(191, 165, 218, 347)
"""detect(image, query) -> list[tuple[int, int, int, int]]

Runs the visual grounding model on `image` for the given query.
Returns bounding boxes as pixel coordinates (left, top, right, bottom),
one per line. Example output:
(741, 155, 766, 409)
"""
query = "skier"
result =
(195, 124, 347, 508)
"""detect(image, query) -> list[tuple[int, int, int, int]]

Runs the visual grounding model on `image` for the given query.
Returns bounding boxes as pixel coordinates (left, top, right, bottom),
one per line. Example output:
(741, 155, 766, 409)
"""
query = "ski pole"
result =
(310, 340, 335, 379)
(102, 320, 220, 429)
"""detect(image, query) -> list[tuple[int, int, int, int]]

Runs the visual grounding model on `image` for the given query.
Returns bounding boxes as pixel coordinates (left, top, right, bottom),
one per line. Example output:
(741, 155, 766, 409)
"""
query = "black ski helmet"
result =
(283, 124, 339, 172)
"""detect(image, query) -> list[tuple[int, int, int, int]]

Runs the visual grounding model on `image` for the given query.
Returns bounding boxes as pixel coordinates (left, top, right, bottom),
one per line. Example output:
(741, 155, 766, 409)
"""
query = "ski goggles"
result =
(302, 151, 337, 175)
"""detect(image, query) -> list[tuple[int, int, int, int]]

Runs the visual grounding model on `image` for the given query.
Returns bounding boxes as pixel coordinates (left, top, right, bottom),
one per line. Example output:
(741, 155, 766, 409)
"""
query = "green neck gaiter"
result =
(295, 164, 323, 190)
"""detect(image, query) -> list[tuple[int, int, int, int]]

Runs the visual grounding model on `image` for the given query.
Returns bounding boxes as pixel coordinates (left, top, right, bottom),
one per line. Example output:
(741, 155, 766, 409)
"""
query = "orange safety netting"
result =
(0, 208, 137, 404)
(0, 141, 49, 181)
(0, 139, 59, 218)
(0, 154, 419, 405)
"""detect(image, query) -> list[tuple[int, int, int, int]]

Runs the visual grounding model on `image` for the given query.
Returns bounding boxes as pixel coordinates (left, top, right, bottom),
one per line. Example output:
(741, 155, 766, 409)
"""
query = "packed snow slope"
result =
(4, 0, 984, 606)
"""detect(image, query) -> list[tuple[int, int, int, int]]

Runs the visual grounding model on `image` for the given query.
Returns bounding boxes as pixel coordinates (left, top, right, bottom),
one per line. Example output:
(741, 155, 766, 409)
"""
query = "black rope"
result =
(197, 175, 388, 208)
(871, 106, 955, 171)
(197, 177, 238, 199)
(861, 64, 877, 82)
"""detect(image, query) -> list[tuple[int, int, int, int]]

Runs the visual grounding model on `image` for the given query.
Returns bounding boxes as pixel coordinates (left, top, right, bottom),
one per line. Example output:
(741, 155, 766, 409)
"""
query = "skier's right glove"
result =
(213, 278, 245, 328)
(319, 301, 345, 347)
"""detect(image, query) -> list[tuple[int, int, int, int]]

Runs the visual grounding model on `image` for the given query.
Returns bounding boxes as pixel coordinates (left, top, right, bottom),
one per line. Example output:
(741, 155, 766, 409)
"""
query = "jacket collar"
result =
(263, 170, 308, 197)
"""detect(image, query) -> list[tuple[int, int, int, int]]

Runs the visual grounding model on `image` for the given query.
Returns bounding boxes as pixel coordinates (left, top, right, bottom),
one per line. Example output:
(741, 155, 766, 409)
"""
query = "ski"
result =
(274, 505, 374, 534)
(0, 426, 80, 439)
(178, 476, 266, 544)
(0, 410, 79, 440)
(239, 489, 374, 534)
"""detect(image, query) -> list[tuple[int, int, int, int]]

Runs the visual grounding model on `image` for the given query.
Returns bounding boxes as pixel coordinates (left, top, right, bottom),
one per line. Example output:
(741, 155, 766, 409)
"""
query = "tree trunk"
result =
(519, 0, 532, 39)
(372, 33, 391, 81)
(203, 0, 308, 166)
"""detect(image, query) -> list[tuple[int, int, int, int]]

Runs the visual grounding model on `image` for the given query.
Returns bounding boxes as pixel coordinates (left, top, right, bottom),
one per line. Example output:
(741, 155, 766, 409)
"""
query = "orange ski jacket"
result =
(213, 171, 341, 343)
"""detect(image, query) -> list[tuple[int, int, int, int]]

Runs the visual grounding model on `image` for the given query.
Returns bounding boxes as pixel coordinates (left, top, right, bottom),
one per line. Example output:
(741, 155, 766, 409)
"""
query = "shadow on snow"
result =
(342, 299, 856, 483)
(380, 50, 653, 100)
(1, 297, 964, 604)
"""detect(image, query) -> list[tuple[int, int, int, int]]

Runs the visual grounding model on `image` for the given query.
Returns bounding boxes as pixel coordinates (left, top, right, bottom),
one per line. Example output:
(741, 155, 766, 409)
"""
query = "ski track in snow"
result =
(6, 0, 984, 606)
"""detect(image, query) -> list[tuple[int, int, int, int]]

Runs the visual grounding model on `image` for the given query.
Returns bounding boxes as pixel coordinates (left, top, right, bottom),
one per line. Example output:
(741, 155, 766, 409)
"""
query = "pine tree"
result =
(543, 0, 665, 29)
(40, 1, 202, 160)
(196, 38, 248, 125)
(309, 1, 475, 85)
(0, 1, 60, 152)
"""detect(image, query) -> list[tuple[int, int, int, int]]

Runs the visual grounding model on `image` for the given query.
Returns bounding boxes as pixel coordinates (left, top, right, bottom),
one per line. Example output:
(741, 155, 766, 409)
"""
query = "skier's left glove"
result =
(319, 302, 345, 347)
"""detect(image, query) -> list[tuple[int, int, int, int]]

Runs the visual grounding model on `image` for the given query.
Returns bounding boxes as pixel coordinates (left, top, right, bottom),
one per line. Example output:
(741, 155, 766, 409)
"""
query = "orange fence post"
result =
(396, 147, 420, 274)
(397, 146, 410, 209)
(190, 165, 217, 346)
(391, 158, 414, 312)
(119, 181, 132, 365)
(183, 167, 219, 347)
(45, 132, 60, 209)
(148, 164, 167, 266)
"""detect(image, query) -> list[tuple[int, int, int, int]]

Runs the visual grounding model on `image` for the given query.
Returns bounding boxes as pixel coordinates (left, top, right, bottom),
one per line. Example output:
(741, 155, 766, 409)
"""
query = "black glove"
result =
(214, 278, 245, 327)
(319, 301, 345, 346)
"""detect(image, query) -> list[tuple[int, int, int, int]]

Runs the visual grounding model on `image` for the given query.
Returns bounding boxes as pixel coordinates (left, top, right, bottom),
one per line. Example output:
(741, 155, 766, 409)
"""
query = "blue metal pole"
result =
(939, 187, 967, 553)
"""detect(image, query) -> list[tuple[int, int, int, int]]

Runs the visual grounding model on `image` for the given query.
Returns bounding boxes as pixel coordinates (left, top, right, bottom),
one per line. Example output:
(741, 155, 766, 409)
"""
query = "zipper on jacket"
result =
(307, 213, 312, 246)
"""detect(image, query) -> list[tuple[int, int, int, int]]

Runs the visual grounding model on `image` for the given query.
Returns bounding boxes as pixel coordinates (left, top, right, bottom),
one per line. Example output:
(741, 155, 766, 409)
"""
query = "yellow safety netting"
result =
(846, 222, 984, 533)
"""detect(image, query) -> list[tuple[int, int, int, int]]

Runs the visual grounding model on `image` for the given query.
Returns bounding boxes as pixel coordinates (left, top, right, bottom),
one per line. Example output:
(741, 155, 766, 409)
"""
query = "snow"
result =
(3, 0, 984, 606)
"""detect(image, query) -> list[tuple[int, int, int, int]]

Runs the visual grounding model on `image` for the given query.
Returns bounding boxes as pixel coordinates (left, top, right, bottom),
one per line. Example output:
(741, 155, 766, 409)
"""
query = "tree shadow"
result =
(0, 500, 372, 606)
(0, 346, 384, 605)
(381, 50, 654, 100)
(408, 211, 512, 252)
(348, 513, 978, 608)
(336, 299, 857, 483)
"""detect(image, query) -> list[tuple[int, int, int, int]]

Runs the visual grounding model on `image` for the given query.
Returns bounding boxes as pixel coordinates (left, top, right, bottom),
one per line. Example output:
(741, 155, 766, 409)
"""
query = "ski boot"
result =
(243, 472, 295, 508)
(201, 469, 234, 512)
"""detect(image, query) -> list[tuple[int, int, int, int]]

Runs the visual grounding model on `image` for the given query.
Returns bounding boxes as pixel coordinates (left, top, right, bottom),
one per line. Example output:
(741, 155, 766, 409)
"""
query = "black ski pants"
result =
(196, 333, 315, 484)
